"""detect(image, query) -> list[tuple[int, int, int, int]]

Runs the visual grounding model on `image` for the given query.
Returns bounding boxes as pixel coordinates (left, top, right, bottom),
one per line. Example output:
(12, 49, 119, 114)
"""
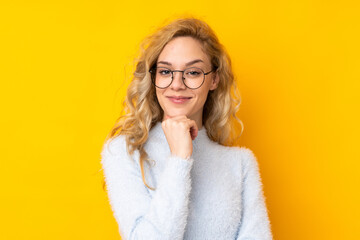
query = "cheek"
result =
(196, 89, 210, 105)
(155, 89, 165, 107)
(155, 88, 161, 99)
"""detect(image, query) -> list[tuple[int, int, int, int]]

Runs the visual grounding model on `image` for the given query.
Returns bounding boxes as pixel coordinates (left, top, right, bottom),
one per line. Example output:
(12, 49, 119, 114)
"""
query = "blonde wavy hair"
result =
(103, 17, 243, 191)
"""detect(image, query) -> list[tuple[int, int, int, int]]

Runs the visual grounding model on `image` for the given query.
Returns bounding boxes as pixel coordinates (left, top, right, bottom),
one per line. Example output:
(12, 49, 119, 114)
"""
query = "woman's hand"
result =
(161, 115, 198, 159)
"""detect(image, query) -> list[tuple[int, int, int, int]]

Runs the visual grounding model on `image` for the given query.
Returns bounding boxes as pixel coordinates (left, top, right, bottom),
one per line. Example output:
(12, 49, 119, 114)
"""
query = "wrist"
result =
(171, 152, 191, 160)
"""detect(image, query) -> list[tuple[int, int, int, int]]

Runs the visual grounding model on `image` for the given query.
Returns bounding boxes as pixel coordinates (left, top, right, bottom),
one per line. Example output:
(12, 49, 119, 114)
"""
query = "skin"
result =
(155, 36, 219, 159)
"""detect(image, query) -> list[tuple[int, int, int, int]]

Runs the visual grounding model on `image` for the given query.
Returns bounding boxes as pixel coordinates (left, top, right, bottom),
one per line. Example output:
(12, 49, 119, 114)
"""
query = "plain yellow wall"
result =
(1, 0, 359, 239)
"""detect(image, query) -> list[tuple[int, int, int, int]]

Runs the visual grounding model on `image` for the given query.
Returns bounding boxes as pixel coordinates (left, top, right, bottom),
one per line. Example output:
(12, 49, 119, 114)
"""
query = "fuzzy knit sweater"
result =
(101, 121, 273, 240)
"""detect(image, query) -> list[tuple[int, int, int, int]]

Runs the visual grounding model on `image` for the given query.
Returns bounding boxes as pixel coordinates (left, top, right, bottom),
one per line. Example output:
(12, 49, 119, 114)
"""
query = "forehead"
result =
(157, 36, 211, 66)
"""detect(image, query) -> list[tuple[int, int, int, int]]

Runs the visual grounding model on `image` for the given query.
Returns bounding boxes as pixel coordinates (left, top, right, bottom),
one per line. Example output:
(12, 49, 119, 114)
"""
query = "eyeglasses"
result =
(149, 67, 215, 89)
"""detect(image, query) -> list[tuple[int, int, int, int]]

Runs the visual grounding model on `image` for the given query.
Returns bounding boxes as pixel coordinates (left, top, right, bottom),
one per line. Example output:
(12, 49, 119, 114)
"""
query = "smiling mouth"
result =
(167, 96, 192, 104)
(167, 96, 192, 99)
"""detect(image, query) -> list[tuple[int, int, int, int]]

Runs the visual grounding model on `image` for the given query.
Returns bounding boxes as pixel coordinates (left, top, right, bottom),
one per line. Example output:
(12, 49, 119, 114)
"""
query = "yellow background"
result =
(1, 0, 359, 239)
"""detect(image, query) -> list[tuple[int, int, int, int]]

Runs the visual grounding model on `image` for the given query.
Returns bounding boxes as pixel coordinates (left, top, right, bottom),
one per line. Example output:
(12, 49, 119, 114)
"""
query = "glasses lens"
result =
(155, 67, 172, 88)
(184, 67, 204, 89)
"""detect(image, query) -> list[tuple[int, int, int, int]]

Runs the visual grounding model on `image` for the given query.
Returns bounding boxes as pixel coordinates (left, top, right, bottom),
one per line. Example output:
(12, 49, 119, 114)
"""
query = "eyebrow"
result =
(157, 59, 204, 67)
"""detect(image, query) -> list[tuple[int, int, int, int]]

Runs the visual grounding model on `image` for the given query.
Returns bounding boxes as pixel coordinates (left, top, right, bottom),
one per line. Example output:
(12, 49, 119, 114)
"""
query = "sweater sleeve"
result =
(236, 148, 273, 240)
(100, 136, 194, 240)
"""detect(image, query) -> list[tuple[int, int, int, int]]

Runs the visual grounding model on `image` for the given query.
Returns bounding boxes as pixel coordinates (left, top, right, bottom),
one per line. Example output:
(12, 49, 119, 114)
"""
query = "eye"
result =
(190, 71, 200, 75)
(186, 70, 201, 76)
(158, 69, 171, 75)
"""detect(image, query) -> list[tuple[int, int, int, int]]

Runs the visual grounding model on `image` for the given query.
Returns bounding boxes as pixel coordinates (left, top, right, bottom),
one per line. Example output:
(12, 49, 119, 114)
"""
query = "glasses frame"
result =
(149, 66, 215, 90)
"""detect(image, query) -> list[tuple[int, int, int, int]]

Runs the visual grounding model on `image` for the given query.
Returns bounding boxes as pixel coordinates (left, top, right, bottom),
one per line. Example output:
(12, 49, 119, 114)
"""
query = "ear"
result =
(209, 71, 220, 90)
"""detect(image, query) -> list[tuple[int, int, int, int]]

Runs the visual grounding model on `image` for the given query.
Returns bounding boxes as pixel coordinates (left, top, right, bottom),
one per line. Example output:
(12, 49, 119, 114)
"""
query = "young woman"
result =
(101, 18, 273, 239)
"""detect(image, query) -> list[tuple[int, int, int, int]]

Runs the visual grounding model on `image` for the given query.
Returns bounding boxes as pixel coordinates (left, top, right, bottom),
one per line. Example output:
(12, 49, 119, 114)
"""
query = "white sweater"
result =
(101, 121, 273, 240)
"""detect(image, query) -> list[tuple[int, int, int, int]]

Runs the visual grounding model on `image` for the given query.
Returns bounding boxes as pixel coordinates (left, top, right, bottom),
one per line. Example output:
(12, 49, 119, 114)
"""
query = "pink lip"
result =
(167, 96, 192, 104)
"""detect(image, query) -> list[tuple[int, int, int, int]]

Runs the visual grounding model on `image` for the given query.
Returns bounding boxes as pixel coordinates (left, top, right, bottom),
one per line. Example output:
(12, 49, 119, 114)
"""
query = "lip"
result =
(167, 96, 192, 104)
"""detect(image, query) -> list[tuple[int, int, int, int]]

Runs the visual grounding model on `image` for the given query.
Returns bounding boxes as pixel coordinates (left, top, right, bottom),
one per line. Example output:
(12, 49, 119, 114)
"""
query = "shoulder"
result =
(210, 143, 259, 174)
(236, 146, 259, 172)
(226, 146, 262, 187)
(100, 135, 140, 167)
(235, 146, 257, 164)
(209, 141, 256, 162)
(101, 135, 127, 157)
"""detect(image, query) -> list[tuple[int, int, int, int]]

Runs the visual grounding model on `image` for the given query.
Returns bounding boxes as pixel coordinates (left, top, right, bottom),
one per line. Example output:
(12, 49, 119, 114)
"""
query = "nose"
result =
(170, 71, 186, 90)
